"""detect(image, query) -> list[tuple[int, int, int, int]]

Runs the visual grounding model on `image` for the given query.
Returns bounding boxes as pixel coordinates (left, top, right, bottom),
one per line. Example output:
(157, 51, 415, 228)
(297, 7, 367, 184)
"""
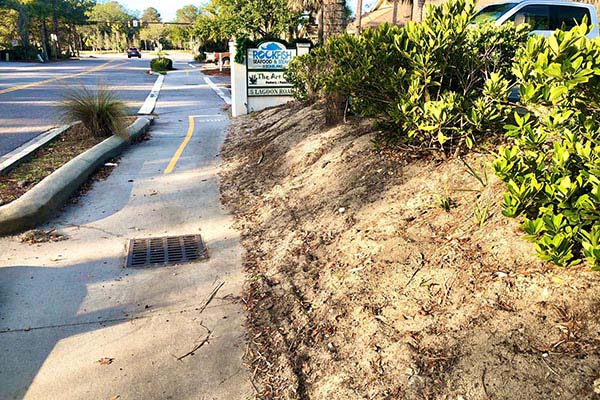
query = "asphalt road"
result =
(0, 54, 157, 157)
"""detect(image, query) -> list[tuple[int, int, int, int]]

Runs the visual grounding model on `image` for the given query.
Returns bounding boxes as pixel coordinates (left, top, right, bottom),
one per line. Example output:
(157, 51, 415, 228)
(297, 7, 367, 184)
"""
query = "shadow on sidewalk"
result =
(0, 259, 140, 399)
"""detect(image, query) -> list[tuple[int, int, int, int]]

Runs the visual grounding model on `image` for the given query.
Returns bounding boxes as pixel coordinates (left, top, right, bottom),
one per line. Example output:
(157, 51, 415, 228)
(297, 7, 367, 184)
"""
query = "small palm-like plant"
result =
(60, 85, 127, 138)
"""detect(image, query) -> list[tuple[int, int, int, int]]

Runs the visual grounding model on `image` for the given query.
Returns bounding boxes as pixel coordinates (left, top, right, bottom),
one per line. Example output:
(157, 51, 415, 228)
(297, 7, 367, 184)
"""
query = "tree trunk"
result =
(325, 93, 346, 126)
(323, 0, 346, 41)
(356, 0, 363, 35)
(392, 0, 399, 24)
(51, 0, 61, 59)
(17, 5, 30, 48)
(317, 1, 324, 43)
(323, 0, 348, 125)
(41, 18, 50, 61)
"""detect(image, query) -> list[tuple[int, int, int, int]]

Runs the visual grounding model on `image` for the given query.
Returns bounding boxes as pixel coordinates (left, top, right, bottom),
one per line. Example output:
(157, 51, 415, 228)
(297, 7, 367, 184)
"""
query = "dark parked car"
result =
(127, 47, 141, 58)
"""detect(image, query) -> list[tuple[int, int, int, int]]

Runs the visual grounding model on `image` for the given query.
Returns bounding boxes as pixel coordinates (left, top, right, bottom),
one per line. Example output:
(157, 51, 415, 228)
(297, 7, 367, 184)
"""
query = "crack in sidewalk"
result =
(56, 222, 123, 238)
(0, 299, 236, 334)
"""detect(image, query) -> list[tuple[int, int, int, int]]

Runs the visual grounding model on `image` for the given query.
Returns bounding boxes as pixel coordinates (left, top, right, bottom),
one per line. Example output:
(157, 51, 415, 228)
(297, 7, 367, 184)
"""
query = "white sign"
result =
(247, 41, 296, 70)
(248, 71, 290, 87)
(248, 87, 294, 96)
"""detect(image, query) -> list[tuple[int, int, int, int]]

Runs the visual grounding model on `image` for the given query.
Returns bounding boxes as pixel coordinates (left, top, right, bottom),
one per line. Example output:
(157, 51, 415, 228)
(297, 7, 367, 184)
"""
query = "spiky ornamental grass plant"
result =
(60, 85, 127, 139)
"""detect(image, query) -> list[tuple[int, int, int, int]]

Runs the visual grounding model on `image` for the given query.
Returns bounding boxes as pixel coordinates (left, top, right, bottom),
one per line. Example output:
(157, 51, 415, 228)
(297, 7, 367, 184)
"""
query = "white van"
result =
(475, 0, 599, 38)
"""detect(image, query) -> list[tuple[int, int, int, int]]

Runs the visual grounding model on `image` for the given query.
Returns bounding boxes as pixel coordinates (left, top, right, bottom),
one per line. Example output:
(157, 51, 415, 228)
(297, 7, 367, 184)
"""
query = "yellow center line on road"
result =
(164, 116, 195, 174)
(0, 60, 129, 95)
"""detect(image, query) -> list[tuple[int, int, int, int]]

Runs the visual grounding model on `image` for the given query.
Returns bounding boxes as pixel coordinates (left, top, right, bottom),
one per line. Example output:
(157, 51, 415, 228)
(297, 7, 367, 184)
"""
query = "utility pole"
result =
(356, 0, 363, 35)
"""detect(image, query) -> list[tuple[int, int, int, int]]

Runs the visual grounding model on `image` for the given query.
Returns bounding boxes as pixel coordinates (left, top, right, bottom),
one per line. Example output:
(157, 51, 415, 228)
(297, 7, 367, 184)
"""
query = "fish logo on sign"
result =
(248, 41, 296, 70)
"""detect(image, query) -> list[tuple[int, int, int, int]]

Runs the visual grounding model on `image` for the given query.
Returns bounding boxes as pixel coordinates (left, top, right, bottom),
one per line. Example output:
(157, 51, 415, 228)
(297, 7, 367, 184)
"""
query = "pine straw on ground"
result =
(201, 65, 231, 77)
(220, 101, 600, 400)
(0, 116, 139, 206)
(0, 124, 103, 205)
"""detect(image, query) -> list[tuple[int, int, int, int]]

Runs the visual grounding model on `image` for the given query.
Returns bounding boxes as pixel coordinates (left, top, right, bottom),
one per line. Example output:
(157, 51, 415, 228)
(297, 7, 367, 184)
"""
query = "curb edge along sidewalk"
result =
(188, 62, 232, 105)
(0, 118, 152, 236)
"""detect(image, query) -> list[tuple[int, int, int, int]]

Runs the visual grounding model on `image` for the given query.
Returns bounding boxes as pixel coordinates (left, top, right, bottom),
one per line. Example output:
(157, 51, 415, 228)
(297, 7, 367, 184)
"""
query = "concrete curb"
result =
(0, 123, 77, 175)
(138, 73, 164, 115)
(0, 117, 152, 236)
(204, 76, 232, 105)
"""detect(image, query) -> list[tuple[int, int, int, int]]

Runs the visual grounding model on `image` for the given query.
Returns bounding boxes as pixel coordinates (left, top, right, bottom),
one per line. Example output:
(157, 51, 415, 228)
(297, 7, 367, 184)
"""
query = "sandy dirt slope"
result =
(220, 101, 600, 400)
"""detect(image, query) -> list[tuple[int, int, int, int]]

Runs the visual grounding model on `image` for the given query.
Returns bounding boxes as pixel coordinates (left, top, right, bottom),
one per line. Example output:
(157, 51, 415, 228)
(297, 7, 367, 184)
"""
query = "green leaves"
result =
(495, 23, 600, 269)
(286, 0, 526, 151)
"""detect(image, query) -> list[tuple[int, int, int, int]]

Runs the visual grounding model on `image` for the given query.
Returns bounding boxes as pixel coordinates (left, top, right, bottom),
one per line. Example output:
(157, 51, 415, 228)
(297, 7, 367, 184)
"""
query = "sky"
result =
(114, 0, 378, 21)
(115, 0, 203, 21)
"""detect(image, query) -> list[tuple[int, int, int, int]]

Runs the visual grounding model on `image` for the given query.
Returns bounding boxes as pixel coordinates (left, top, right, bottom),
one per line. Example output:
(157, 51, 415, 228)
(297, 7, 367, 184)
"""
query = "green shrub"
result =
(286, 0, 528, 151)
(11, 45, 39, 61)
(60, 86, 127, 138)
(493, 24, 600, 268)
(194, 52, 206, 62)
(150, 57, 173, 72)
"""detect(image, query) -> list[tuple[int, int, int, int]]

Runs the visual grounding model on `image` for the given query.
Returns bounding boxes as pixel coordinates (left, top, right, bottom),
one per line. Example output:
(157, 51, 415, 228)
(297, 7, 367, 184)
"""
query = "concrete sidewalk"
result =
(0, 64, 251, 399)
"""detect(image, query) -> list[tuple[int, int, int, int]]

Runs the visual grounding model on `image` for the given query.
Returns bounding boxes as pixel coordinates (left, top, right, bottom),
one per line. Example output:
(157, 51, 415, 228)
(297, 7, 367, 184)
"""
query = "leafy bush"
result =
(60, 86, 127, 138)
(150, 57, 174, 73)
(286, 0, 528, 151)
(493, 24, 600, 268)
(11, 45, 39, 61)
(194, 52, 207, 62)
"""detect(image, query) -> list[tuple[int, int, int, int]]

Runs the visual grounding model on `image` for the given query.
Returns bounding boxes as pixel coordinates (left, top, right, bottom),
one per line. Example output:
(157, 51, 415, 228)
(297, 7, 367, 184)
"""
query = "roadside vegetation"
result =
(286, 0, 600, 270)
(494, 24, 600, 269)
(219, 0, 600, 398)
(0, 0, 319, 61)
(0, 87, 133, 206)
(0, 123, 102, 205)
(149, 53, 173, 74)
(60, 85, 127, 138)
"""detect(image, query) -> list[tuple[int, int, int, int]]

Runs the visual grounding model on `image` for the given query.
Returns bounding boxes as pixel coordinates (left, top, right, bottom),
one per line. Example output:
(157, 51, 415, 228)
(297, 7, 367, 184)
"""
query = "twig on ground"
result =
(482, 367, 490, 399)
(175, 322, 212, 361)
(198, 281, 225, 314)
(541, 356, 560, 377)
(249, 365, 260, 393)
(403, 253, 424, 291)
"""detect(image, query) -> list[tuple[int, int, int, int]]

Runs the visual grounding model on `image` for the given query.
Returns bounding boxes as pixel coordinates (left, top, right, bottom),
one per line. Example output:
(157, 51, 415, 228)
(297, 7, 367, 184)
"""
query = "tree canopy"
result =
(0, 0, 319, 58)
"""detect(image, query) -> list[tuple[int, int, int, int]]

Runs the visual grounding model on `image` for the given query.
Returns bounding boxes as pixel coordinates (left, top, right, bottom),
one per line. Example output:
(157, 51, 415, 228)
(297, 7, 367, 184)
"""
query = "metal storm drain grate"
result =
(126, 235, 208, 267)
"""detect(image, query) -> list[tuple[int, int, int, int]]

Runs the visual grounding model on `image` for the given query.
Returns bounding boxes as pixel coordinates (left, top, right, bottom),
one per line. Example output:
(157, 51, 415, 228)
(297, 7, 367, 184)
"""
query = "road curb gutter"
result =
(0, 123, 77, 175)
(0, 117, 152, 236)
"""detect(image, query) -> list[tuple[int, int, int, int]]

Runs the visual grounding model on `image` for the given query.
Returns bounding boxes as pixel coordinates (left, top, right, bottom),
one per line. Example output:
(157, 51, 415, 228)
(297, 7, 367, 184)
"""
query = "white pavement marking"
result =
(137, 74, 165, 115)
(204, 76, 232, 105)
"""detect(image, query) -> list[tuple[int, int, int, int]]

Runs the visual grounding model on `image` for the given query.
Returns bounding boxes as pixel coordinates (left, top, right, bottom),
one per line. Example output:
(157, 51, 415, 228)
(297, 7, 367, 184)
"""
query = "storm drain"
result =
(126, 235, 208, 268)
